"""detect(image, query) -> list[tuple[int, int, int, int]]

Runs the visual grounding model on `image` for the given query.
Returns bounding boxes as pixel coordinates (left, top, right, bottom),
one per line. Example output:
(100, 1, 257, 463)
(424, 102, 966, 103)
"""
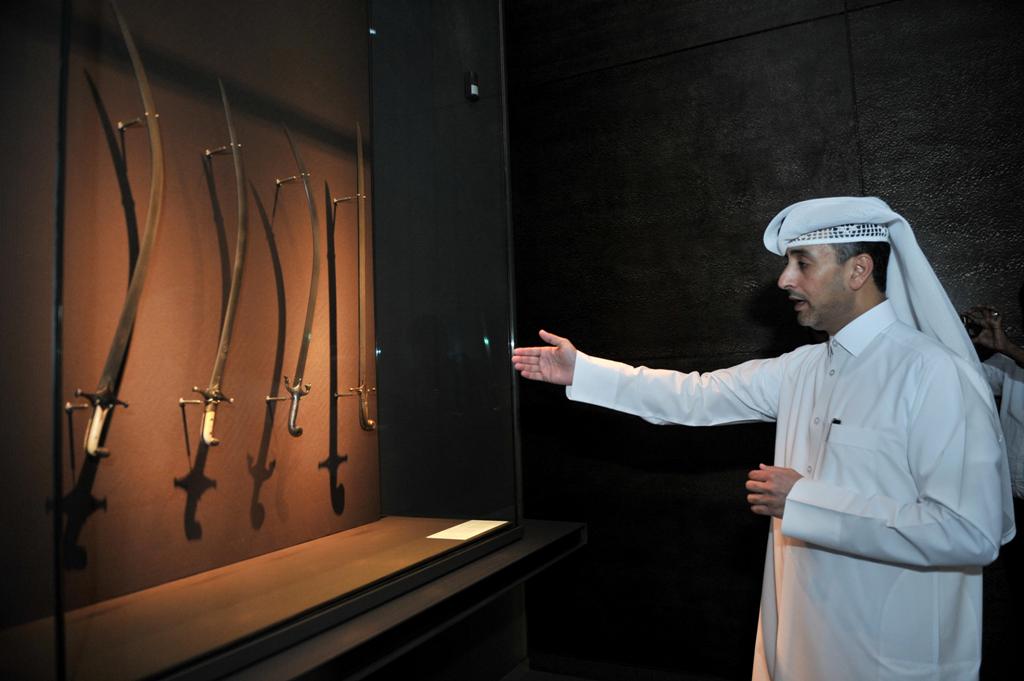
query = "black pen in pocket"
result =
(826, 418, 842, 441)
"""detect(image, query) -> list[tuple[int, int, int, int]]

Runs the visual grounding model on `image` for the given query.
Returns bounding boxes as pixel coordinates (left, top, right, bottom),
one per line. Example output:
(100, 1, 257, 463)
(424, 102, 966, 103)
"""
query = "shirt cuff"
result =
(565, 351, 627, 407)
(781, 478, 851, 548)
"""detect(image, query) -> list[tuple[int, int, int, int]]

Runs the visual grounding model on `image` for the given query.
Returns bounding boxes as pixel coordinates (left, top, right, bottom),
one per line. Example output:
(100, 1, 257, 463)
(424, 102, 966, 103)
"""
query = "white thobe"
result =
(566, 301, 1012, 681)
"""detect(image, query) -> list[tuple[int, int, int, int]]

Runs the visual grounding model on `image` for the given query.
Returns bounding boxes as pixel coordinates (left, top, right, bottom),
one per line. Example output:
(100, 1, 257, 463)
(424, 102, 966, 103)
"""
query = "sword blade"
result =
(207, 79, 248, 393)
(355, 122, 369, 389)
(325, 179, 339, 402)
(97, 0, 164, 394)
(283, 126, 320, 385)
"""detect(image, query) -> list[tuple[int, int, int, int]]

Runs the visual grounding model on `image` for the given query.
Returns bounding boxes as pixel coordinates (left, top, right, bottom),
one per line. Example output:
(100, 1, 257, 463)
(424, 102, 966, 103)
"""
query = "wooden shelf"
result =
(1, 516, 511, 681)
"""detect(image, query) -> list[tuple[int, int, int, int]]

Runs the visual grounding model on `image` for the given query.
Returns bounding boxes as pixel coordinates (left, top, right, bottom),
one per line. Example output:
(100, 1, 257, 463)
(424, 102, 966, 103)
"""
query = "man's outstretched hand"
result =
(512, 330, 578, 385)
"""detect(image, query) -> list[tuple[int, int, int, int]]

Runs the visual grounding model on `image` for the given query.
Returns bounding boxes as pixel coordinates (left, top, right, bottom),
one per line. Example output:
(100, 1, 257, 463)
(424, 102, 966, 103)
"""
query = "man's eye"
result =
(797, 261, 808, 270)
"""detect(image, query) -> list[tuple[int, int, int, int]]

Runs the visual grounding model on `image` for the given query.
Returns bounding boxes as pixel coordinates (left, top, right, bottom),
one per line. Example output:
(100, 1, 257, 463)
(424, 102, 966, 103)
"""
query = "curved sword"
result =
(268, 126, 320, 437)
(181, 80, 248, 447)
(72, 0, 164, 458)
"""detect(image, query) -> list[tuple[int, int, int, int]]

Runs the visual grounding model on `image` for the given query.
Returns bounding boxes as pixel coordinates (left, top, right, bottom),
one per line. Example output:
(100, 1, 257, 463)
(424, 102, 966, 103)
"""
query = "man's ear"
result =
(848, 253, 874, 291)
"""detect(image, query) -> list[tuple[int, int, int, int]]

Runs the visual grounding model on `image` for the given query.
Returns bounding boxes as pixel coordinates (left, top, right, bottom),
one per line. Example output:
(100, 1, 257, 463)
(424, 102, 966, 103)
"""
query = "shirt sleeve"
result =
(565, 350, 783, 426)
(782, 355, 1010, 567)
(982, 356, 1005, 396)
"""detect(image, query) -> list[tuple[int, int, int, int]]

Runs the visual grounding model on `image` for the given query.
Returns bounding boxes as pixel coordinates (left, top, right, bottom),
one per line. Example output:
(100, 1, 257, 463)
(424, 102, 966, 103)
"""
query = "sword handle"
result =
(342, 384, 377, 431)
(180, 387, 232, 447)
(358, 387, 377, 431)
(201, 406, 220, 447)
(83, 404, 112, 458)
(72, 388, 127, 458)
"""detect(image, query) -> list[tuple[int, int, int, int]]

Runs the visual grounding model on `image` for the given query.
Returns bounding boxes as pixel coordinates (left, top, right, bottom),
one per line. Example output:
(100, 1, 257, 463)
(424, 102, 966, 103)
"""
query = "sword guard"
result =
(196, 387, 232, 405)
(74, 388, 129, 409)
(180, 386, 231, 407)
(282, 375, 312, 397)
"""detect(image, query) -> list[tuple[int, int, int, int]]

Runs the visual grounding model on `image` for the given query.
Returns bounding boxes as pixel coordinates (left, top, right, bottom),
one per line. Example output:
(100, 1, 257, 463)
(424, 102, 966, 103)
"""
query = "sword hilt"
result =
(71, 388, 127, 458)
(180, 387, 233, 446)
(282, 375, 312, 437)
(341, 384, 377, 431)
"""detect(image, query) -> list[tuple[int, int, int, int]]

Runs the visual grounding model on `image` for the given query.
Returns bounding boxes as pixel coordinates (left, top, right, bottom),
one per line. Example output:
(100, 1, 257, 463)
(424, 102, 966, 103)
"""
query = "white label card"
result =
(426, 519, 509, 541)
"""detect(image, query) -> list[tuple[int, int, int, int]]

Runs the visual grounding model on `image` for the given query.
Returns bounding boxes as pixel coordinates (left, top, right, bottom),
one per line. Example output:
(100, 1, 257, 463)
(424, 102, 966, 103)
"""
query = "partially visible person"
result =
(964, 302, 1024, 613)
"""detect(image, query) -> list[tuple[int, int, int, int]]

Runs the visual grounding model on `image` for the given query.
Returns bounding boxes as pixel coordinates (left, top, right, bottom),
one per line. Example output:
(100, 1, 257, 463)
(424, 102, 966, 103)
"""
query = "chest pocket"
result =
(823, 423, 905, 493)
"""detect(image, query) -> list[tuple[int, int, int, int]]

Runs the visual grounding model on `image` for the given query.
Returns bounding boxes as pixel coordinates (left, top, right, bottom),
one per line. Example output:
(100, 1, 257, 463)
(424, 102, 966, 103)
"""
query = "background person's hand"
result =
(963, 305, 1009, 354)
(511, 330, 578, 385)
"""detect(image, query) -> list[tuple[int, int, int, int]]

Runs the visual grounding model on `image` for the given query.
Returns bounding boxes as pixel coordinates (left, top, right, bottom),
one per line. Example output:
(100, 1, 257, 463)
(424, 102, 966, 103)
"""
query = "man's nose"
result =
(777, 266, 793, 290)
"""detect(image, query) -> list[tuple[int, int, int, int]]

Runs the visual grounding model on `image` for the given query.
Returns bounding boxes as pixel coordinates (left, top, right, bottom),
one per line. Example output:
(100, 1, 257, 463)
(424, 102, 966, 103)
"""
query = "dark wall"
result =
(506, 1, 1024, 679)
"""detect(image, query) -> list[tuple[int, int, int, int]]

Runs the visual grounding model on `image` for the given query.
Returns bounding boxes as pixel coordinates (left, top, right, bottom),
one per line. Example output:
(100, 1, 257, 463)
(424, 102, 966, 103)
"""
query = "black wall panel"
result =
(852, 0, 1024, 327)
(511, 14, 859, 364)
(506, 0, 846, 91)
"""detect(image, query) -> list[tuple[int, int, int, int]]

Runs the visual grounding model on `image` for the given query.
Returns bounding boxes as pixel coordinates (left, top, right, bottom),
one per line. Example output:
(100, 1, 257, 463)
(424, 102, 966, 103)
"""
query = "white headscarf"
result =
(763, 196, 979, 372)
(764, 196, 1015, 544)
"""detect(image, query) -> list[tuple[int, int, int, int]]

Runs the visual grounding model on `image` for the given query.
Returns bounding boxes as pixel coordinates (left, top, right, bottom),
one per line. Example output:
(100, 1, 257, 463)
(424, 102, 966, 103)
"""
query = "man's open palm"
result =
(512, 330, 578, 385)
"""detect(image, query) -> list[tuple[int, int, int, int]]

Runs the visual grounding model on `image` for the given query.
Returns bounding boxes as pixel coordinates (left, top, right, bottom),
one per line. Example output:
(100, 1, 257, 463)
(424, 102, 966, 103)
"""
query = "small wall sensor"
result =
(465, 71, 479, 101)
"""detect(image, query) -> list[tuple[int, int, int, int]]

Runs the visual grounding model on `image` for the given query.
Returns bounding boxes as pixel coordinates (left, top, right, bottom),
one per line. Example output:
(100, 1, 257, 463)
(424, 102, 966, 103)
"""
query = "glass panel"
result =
(371, 0, 518, 523)
(1, 1, 515, 677)
(0, 1, 63, 678)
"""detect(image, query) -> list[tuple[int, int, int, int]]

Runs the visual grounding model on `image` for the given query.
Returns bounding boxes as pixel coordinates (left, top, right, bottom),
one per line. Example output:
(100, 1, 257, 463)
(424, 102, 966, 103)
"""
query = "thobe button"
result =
(814, 417, 820, 424)
(806, 466, 813, 474)
(829, 369, 835, 376)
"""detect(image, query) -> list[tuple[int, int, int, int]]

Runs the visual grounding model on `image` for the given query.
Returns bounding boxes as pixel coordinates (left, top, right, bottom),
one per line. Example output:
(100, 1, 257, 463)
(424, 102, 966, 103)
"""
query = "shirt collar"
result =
(831, 299, 898, 357)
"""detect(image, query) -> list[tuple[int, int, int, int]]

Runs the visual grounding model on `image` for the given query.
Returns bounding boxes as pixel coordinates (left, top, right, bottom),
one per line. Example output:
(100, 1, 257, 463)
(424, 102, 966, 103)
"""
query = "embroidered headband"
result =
(787, 223, 889, 247)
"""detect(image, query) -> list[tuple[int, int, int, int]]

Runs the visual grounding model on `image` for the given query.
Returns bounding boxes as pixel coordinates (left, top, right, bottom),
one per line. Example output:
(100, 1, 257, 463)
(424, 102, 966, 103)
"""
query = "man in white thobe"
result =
(512, 197, 1015, 681)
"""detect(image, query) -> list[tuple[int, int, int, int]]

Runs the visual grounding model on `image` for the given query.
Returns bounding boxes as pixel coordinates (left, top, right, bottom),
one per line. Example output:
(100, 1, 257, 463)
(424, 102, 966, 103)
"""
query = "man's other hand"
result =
(511, 330, 577, 385)
(746, 464, 802, 518)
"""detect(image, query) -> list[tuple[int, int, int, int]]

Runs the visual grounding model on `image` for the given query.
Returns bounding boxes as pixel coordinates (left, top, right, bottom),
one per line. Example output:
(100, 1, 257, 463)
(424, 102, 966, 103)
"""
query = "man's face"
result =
(777, 244, 856, 335)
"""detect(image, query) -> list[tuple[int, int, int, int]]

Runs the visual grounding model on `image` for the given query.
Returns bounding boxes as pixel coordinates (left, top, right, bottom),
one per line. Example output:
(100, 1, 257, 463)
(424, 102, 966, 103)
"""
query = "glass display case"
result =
(0, 0, 520, 678)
